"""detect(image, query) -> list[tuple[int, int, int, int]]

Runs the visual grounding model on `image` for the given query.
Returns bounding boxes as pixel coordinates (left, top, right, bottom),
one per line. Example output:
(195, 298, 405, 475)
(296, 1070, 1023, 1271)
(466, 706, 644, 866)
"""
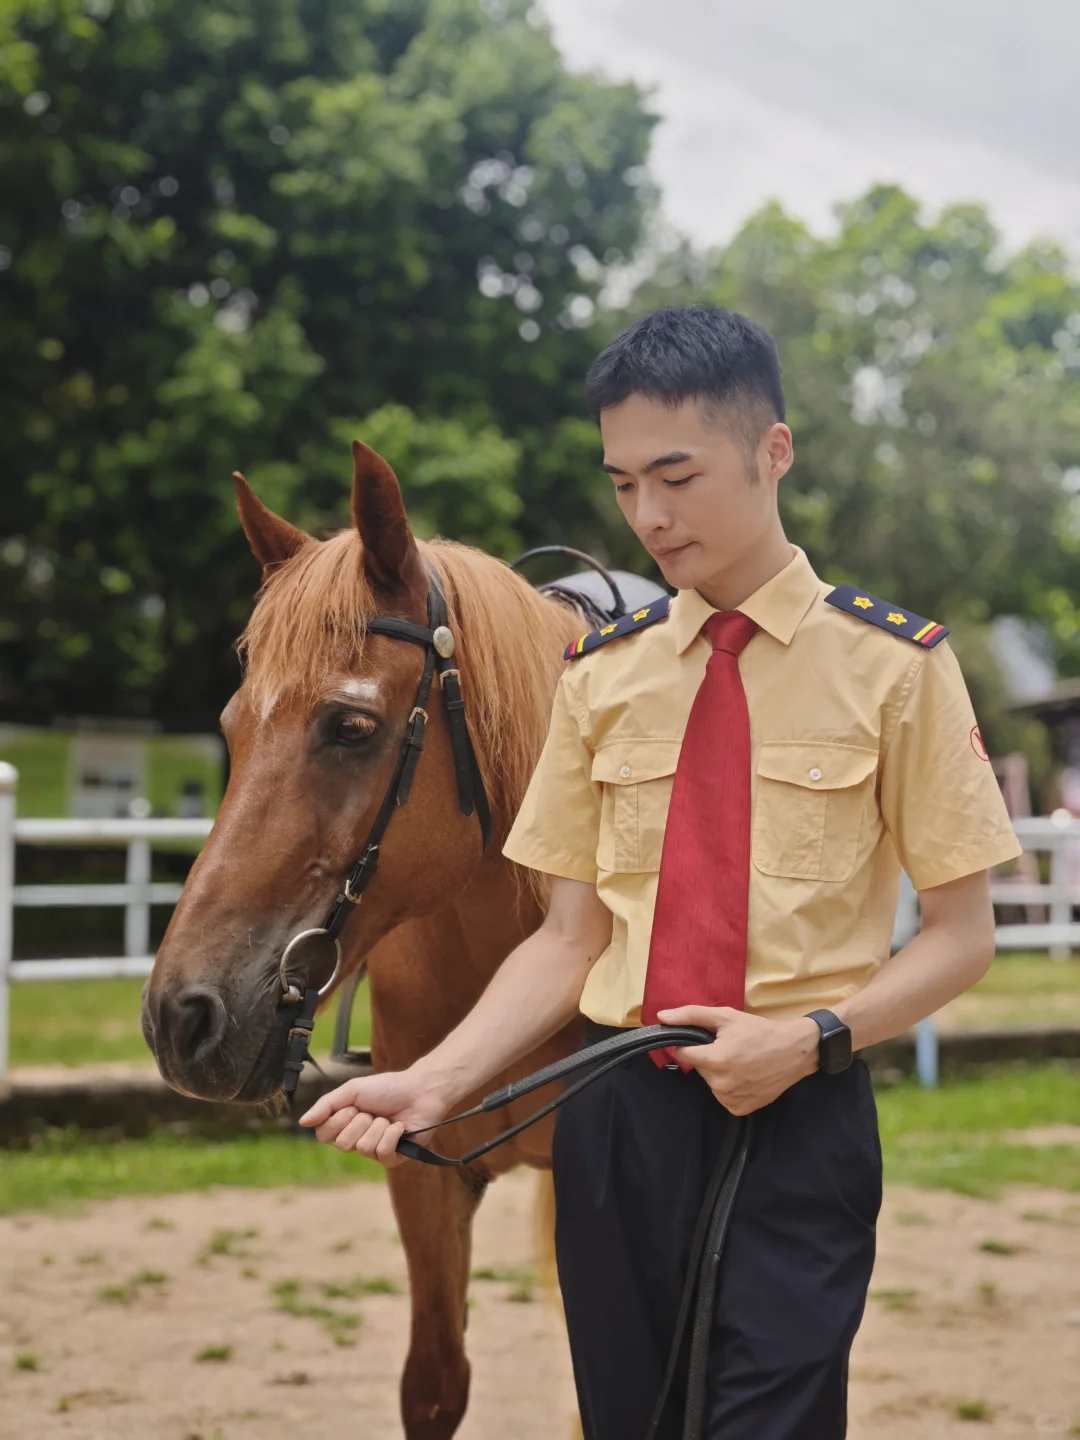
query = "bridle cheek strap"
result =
(278, 565, 493, 1092)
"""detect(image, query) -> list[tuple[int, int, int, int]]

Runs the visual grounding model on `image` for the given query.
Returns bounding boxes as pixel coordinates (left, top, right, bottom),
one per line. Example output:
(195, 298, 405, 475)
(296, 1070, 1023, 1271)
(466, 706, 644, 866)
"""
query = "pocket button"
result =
(620, 764, 632, 778)
(808, 766, 822, 781)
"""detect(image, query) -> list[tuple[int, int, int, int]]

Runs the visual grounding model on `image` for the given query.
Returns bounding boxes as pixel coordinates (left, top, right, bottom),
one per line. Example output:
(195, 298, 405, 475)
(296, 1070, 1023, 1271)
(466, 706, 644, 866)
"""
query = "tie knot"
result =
(704, 610, 758, 656)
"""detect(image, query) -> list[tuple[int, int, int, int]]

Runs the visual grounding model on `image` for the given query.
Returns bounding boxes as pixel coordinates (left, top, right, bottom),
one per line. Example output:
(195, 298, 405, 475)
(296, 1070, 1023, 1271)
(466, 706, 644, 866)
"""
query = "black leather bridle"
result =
(277, 563, 492, 1095)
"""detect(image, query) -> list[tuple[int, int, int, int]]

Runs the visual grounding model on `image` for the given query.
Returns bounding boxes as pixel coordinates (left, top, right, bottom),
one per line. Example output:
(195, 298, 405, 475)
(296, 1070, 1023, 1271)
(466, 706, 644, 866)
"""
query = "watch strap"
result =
(805, 1008, 853, 1074)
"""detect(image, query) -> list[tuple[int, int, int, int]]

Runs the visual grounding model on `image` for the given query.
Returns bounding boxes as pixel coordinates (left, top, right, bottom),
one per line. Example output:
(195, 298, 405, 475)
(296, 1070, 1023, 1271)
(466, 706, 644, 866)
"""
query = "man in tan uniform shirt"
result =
(506, 541, 1020, 1030)
(303, 304, 1021, 1439)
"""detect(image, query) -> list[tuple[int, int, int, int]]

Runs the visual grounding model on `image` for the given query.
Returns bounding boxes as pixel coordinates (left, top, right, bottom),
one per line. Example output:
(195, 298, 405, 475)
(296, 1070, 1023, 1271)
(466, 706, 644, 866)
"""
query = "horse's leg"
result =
(388, 1160, 486, 1440)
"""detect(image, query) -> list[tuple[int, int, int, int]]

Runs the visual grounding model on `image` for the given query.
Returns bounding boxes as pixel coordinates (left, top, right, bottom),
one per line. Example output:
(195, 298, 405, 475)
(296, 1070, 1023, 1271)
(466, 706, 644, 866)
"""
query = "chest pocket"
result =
(592, 741, 682, 873)
(752, 742, 878, 883)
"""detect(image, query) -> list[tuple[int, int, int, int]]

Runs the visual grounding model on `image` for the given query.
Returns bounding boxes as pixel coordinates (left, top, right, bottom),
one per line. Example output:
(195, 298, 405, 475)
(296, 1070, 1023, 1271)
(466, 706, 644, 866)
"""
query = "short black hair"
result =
(585, 304, 785, 461)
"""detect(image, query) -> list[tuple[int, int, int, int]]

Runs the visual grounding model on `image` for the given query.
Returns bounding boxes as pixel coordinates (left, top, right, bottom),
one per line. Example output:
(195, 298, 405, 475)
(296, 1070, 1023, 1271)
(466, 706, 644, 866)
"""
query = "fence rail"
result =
(0, 762, 213, 1076)
(1, 763, 1079, 1083)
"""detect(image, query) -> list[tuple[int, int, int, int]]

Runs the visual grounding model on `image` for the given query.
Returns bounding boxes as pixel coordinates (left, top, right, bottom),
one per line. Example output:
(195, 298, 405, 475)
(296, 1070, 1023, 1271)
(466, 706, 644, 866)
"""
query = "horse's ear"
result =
(350, 440, 415, 592)
(234, 472, 309, 571)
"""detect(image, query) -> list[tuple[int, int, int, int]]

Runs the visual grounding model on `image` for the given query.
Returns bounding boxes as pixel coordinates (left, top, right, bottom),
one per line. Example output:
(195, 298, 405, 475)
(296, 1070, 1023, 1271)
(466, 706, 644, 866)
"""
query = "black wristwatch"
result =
(805, 1009, 853, 1075)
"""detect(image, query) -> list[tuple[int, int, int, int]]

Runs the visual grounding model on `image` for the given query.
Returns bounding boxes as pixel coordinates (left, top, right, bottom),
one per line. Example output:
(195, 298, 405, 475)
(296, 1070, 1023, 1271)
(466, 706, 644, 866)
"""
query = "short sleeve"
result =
(502, 671, 601, 884)
(879, 642, 1022, 891)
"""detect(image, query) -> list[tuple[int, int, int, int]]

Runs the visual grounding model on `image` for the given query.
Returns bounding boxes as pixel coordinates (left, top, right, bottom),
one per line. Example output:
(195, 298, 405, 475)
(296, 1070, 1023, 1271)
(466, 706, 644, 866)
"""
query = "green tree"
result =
(634, 185, 1080, 685)
(0, 0, 653, 726)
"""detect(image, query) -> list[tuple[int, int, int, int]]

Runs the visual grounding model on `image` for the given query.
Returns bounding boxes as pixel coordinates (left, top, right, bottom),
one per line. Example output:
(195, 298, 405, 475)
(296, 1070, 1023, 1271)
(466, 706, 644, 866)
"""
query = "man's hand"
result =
(657, 1006, 820, 1115)
(298, 1070, 449, 1168)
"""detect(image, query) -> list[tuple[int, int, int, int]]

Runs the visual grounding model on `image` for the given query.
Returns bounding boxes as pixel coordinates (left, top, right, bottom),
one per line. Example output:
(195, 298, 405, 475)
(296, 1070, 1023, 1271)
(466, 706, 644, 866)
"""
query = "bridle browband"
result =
(278, 563, 492, 1093)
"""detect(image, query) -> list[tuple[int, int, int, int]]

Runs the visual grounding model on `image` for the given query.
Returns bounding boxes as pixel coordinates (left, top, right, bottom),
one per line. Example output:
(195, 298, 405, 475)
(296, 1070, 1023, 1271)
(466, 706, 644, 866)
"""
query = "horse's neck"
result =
(448, 846, 545, 986)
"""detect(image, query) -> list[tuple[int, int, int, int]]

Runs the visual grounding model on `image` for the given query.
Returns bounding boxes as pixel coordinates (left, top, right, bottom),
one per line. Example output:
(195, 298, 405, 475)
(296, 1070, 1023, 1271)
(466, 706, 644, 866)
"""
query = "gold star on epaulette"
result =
(825, 585, 949, 649)
(563, 594, 672, 660)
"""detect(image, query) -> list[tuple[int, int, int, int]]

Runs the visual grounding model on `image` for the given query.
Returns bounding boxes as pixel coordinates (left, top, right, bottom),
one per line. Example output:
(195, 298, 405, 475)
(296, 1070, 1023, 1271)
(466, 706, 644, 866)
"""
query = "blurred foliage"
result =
(3, 2, 1080, 758)
(637, 190, 1080, 642)
(0, 0, 654, 725)
(631, 187, 1080, 773)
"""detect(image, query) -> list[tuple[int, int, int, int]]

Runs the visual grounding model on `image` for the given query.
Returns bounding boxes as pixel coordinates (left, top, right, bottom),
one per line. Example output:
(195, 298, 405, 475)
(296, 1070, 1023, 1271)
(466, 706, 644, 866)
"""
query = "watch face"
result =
(821, 1025, 853, 1075)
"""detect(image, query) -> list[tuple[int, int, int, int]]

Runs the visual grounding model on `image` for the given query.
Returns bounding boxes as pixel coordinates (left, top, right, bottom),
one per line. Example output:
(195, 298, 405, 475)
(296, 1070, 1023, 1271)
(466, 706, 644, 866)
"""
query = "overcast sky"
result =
(543, 0, 1080, 256)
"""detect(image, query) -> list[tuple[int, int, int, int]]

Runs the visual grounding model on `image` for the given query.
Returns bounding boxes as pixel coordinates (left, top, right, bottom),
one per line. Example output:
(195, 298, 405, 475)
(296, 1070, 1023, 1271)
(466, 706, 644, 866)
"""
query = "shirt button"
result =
(620, 764, 632, 779)
(808, 766, 822, 781)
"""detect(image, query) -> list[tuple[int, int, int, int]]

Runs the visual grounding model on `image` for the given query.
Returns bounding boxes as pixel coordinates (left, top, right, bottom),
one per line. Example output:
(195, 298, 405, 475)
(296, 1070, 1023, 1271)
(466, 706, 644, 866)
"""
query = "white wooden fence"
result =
(0, 762, 212, 1077)
(0, 763, 1078, 1082)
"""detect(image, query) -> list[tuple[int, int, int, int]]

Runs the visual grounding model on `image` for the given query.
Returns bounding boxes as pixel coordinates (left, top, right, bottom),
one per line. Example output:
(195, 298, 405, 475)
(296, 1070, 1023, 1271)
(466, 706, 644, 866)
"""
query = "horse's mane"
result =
(238, 532, 583, 837)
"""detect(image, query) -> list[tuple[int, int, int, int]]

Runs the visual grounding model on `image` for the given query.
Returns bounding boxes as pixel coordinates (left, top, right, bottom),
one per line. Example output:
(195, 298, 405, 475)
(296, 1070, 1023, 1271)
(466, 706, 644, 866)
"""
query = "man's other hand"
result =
(656, 1006, 820, 1115)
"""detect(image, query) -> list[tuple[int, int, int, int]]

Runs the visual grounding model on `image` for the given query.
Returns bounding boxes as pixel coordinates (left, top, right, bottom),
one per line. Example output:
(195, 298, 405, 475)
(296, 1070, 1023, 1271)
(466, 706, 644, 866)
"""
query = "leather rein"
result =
(277, 563, 491, 1096)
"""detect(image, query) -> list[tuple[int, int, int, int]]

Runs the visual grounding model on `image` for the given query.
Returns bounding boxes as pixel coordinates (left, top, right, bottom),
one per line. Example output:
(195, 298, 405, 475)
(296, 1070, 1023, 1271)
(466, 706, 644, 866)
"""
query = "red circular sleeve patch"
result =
(970, 726, 989, 761)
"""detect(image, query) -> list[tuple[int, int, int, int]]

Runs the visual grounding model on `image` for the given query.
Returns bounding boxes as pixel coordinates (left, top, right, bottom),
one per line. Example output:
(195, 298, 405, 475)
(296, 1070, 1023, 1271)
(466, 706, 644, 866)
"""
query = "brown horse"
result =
(142, 440, 584, 1438)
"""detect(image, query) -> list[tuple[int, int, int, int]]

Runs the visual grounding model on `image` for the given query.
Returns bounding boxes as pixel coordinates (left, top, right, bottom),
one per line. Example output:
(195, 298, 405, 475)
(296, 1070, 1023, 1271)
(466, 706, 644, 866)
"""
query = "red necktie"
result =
(641, 611, 758, 1066)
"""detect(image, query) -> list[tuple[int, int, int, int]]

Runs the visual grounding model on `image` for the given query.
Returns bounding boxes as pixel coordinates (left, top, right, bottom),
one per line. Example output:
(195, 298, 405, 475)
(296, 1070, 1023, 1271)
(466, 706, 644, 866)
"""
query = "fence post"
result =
(124, 836, 152, 959)
(1049, 836, 1070, 962)
(915, 1016, 939, 1088)
(0, 762, 18, 1081)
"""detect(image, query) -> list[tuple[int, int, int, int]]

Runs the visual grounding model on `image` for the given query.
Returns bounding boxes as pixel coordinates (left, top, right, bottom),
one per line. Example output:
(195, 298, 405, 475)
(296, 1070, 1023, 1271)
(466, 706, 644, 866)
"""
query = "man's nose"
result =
(632, 488, 672, 537)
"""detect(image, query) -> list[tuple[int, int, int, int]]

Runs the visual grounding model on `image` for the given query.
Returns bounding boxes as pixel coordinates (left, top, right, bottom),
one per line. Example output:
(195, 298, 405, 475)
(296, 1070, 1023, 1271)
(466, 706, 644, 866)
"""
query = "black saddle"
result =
(510, 544, 669, 630)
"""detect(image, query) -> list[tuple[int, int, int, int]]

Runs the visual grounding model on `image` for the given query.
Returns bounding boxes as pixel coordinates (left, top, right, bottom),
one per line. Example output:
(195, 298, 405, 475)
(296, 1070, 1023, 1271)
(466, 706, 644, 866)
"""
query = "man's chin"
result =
(654, 545, 704, 589)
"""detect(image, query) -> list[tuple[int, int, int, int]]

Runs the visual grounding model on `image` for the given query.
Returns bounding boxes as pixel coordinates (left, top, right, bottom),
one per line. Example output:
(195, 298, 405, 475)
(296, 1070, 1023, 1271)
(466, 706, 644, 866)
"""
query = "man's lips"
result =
(651, 542, 694, 560)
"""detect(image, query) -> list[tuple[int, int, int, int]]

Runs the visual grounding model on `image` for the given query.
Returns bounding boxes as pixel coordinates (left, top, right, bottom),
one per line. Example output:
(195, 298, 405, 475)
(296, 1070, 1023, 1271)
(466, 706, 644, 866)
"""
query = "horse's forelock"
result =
(237, 529, 374, 717)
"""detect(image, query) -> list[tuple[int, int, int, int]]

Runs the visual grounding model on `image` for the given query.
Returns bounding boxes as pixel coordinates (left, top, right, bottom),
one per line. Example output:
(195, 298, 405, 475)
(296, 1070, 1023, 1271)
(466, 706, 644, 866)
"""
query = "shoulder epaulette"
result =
(825, 585, 949, 648)
(564, 596, 671, 661)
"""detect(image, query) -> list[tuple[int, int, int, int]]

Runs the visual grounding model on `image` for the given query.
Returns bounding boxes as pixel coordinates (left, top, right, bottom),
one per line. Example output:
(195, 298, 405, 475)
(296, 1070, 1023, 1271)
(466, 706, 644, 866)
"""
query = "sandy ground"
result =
(2, 1174, 1079, 1440)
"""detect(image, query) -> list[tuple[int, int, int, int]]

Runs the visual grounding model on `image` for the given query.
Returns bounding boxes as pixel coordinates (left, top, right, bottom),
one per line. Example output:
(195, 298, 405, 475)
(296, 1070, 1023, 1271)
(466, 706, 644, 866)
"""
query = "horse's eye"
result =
(332, 713, 377, 745)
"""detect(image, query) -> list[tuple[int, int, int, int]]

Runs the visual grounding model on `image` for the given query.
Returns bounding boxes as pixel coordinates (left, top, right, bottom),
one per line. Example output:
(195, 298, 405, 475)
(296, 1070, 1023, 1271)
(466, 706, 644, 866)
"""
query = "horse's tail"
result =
(533, 1168, 559, 1297)
(533, 1170, 584, 1440)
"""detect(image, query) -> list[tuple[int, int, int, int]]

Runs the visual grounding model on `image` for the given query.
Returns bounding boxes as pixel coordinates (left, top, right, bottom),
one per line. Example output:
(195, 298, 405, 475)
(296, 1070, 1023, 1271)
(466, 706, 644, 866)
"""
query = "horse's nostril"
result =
(168, 984, 229, 1060)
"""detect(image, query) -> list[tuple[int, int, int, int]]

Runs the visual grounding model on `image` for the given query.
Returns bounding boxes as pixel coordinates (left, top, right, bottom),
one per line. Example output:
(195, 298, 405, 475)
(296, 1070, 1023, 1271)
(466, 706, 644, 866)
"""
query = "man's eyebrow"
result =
(602, 450, 694, 477)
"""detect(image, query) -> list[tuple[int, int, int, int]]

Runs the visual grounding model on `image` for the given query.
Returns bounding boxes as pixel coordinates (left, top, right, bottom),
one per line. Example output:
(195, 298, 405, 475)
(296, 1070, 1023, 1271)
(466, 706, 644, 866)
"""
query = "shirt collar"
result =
(670, 546, 823, 655)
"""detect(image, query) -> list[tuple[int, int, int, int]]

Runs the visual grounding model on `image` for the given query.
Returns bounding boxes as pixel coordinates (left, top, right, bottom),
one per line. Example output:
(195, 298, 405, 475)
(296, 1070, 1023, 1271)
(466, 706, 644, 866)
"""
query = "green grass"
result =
(8, 973, 371, 1069)
(0, 1064, 1076, 1216)
(955, 1399, 991, 1421)
(273, 1279, 362, 1344)
(0, 1130, 383, 1216)
(940, 952, 1080, 1031)
(322, 1276, 399, 1298)
(0, 732, 69, 816)
(195, 1344, 233, 1363)
(9, 956, 1075, 1073)
(877, 1062, 1080, 1197)
(196, 1226, 259, 1264)
(975, 954, 1080, 997)
(870, 1288, 917, 1310)
(2, 989, 1078, 1216)
(0, 729, 223, 821)
(9, 977, 152, 1067)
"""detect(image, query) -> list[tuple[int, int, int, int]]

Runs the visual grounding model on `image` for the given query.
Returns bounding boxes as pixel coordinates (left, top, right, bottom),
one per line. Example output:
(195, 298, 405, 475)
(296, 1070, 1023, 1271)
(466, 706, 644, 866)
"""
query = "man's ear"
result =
(234, 473, 310, 570)
(350, 440, 416, 592)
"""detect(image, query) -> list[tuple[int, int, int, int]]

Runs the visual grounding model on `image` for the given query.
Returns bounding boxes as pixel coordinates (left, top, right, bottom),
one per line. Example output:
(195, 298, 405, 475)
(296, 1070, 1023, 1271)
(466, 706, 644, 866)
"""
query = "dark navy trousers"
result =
(552, 1026, 882, 1440)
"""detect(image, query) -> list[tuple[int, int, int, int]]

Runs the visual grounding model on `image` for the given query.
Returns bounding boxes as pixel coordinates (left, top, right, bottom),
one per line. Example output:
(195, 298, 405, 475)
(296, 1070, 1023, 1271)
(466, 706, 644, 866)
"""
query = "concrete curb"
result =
(2, 1030, 1079, 1143)
(0, 1060, 369, 1143)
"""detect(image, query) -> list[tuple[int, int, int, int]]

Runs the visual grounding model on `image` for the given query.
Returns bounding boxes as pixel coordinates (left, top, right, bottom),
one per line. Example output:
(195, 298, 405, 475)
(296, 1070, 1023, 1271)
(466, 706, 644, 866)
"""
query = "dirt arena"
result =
(2, 1172, 1078, 1439)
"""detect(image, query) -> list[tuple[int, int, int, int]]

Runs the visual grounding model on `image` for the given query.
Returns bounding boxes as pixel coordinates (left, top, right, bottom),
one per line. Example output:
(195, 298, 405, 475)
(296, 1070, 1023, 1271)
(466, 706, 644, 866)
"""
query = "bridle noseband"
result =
(278, 563, 492, 1093)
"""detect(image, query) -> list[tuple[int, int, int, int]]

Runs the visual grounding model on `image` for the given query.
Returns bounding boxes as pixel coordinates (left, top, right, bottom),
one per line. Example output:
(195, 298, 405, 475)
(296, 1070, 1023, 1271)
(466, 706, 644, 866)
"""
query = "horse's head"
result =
(142, 441, 522, 1103)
